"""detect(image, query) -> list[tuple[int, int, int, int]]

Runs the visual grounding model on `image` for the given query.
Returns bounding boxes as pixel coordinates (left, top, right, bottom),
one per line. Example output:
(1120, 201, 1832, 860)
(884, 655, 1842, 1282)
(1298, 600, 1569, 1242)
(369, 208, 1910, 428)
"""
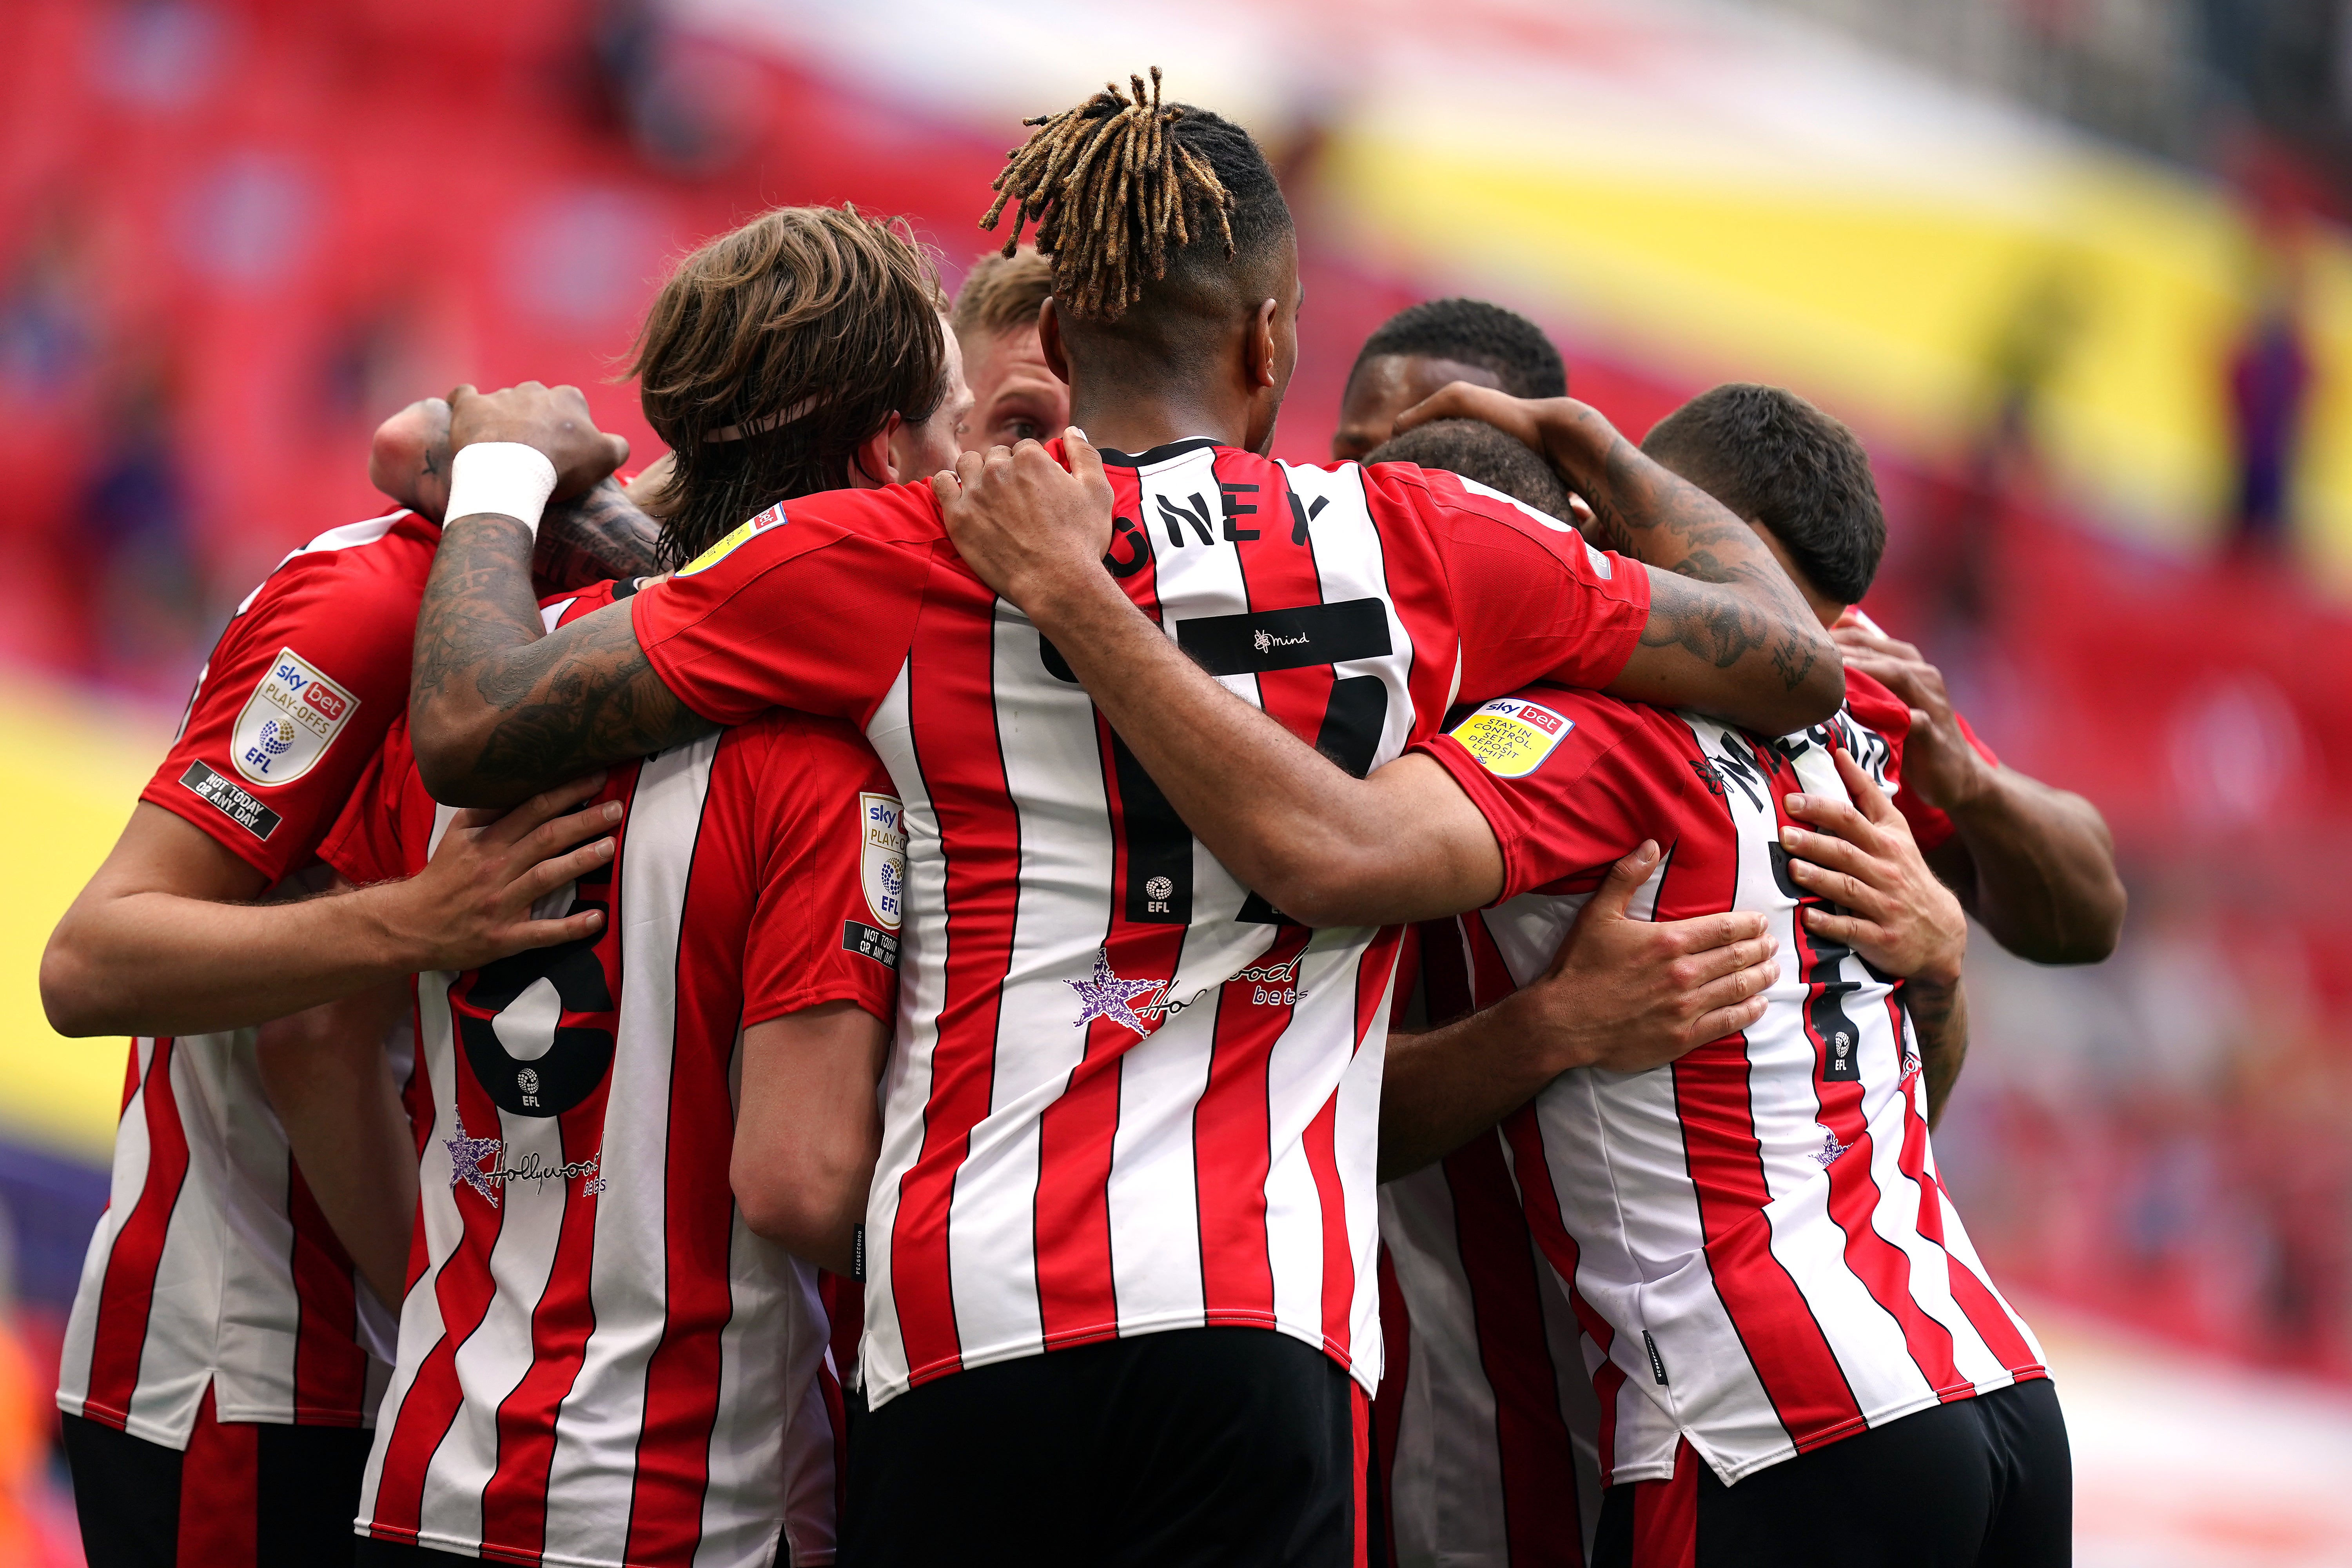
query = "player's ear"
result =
(850, 417, 902, 490)
(1247, 298, 1279, 389)
(1037, 300, 1072, 385)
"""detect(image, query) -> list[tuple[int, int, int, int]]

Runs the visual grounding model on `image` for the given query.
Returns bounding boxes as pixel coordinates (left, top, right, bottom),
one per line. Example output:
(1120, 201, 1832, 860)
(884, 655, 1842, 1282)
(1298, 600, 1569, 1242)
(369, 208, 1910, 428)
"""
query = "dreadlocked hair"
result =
(982, 68, 1283, 323)
(630, 205, 948, 569)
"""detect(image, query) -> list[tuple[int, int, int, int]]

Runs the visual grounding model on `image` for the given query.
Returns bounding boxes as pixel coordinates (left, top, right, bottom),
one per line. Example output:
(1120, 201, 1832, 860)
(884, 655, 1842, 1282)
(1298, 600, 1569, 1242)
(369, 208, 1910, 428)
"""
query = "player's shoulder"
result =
(1444, 682, 1683, 785)
(676, 483, 944, 577)
(228, 507, 438, 641)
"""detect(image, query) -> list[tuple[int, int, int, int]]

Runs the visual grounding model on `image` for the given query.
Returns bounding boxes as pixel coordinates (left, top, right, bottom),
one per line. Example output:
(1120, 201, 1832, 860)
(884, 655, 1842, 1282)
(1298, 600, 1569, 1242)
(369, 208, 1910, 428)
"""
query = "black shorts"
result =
(1594, 1376, 2071, 1568)
(840, 1326, 1370, 1567)
(62, 1381, 374, 1568)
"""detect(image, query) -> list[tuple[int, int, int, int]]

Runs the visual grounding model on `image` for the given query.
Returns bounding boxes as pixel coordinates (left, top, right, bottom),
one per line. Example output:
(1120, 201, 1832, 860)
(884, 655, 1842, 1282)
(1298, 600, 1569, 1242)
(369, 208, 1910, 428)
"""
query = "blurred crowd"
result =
(4, 0, 2352, 1519)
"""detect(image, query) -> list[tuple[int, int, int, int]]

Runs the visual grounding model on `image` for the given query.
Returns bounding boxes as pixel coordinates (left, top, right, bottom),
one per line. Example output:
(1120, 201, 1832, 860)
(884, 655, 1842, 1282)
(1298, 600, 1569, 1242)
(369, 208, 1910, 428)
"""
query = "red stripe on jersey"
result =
(1501, 1100, 1626, 1481)
(1769, 777, 1965, 1408)
(1446, 1136, 1587, 1567)
(1628, 1441, 1699, 1568)
(84, 1039, 191, 1425)
(369, 1058, 516, 1539)
(1352, 470, 1456, 745)
(1031, 462, 1176, 1348)
(1654, 820, 1865, 1446)
(1372, 1244, 1407, 1568)
(177, 1381, 258, 1566)
(1306, 1090, 1352, 1354)
(1351, 1384, 1373, 1568)
(286, 1160, 369, 1422)
(1461, 912, 1518, 1013)
(1197, 928, 1316, 1331)
(892, 583, 1027, 1385)
(628, 803, 758, 1564)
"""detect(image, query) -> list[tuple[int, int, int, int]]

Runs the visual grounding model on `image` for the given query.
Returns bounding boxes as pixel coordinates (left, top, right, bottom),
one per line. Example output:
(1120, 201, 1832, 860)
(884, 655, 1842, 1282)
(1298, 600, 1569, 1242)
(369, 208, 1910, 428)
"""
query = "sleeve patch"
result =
(230, 648, 358, 786)
(675, 504, 786, 577)
(1449, 697, 1574, 779)
(179, 761, 283, 840)
(843, 920, 901, 968)
(860, 791, 907, 931)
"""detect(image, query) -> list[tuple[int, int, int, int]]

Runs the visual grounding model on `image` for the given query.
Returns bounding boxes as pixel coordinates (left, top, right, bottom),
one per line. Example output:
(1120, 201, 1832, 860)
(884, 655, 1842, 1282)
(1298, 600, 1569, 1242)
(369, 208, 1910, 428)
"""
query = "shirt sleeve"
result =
(1368, 463, 1652, 700)
(630, 487, 940, 728)
(318, 721, 425, 888)
(1408, 686, 1687, 902)
(737, 714, 904, 1027)
(141, 542, 425, 883)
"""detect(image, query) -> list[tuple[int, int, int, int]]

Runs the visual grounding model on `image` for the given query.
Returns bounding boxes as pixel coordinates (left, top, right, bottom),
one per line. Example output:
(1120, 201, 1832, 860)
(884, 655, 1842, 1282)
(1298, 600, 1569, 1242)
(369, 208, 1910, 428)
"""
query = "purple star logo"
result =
(1068, 947, 1164, 1037)
(445, 1111, 503, 1206)
(1810, 1126, 1850, 1169)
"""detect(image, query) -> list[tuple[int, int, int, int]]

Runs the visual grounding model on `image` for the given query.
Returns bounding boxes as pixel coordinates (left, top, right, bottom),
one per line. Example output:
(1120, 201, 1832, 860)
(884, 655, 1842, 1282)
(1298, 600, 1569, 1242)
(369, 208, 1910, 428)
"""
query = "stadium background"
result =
(3, 0, 2351, 1560)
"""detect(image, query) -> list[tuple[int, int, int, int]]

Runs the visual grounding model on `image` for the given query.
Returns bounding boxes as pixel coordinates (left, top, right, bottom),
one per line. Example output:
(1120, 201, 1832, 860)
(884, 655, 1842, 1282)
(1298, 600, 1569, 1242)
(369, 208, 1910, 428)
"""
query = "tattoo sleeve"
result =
(1577, 431, 1826, 705)
(1907, 976, 1969, 1129)
(410, 516, 710, 805)
(535, 477, 663, 589)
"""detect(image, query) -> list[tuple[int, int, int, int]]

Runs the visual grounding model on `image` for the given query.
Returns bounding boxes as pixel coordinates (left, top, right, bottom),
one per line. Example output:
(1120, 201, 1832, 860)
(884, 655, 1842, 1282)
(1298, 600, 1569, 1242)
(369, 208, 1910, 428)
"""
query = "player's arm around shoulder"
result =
(407, 383, 704, 806)
(1395, 386, 1843, 734)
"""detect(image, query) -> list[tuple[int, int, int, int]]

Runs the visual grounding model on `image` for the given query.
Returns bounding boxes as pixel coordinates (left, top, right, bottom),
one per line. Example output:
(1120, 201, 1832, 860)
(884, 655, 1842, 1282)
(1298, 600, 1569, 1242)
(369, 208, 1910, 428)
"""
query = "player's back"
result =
(323, 584, 901, 1568)
(637, 439, 1652, 1411)
(1412, 673, 2045, 1486)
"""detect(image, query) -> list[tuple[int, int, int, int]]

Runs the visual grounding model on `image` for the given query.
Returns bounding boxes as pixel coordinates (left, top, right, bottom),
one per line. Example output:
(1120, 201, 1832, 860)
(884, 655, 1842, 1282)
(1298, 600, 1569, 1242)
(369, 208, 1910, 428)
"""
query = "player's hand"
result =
(372, 773, 620, 972)
(1780, 748, 1965, 987)
(1829, 611, 1994, 812)
(370, 397, 452, 521)
(446, 381, 631, 502)
(1392, 385, 1621, 497)
(933, 427, 1117, 610)
(1513, 841, 1779, 1074)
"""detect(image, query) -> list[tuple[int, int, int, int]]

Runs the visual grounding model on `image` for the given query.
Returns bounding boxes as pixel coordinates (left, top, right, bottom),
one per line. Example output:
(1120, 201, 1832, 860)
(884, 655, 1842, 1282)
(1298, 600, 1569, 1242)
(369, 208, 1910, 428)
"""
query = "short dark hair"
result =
(1640, 383, 1884, 604)
(1366, 419, 1575, 524)
(980, 69, 1292, 325)
(1351, 298, 1566, 401)
(630, 205, 948, 568)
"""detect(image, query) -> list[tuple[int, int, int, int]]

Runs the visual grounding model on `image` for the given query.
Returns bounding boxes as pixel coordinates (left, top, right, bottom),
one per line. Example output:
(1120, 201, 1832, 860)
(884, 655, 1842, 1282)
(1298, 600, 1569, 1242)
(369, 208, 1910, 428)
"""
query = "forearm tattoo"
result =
(536, 479, 662, 589)
(412, 517, 708, 792)
(1591, 436, 1821, 693)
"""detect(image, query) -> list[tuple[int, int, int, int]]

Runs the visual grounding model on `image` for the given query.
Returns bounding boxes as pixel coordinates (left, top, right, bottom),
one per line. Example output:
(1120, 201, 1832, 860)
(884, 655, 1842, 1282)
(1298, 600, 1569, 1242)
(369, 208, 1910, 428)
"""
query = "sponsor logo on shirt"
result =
(443, 1109, 606, 1206)
(1448, 697, 1574, 779)
(229, 648, 357, 786)
(860, 792, 907, 932)
(1067, 946, 1311, 1035)
(178, 760, 283, 840)
(674, 503, 786, 577)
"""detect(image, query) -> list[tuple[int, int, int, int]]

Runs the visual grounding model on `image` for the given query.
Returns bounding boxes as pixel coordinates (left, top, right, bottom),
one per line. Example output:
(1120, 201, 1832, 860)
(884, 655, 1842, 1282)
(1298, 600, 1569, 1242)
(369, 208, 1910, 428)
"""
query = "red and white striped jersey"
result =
(1377, 1143, 1601, 1568)
(323, 584, 902, 1568)
(57, 508, 437, 1447)
(629, 439, 1650, 1407)
(1411, 671, 2046, 1486)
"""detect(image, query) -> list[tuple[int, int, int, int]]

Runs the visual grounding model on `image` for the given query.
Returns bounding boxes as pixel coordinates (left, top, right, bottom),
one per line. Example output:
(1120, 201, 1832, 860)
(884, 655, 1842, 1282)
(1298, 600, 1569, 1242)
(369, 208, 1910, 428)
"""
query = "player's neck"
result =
(1067, 386, 1251, 456)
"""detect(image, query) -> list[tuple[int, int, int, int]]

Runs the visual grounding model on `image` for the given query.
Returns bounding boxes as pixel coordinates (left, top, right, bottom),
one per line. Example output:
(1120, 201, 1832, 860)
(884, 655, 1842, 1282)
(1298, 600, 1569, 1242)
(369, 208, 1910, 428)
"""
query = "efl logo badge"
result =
(230, 648, 357, 786)
(1449, 697, 1574, 779)
(675, 504, 786, 577)
(860, 792, 907, 933)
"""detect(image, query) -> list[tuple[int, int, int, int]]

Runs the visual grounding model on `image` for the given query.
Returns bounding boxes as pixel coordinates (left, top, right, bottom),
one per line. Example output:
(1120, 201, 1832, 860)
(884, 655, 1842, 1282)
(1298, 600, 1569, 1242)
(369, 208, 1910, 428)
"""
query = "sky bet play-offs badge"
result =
(676, 503, 786, 577)
(1449, 697, 1574, 779)
(230, 647, 357, 786)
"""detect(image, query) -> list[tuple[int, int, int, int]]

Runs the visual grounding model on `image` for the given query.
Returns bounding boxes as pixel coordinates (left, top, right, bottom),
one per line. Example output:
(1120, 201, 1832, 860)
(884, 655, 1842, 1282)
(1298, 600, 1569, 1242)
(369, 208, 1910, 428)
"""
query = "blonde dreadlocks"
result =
(981, 67, 1238, 323)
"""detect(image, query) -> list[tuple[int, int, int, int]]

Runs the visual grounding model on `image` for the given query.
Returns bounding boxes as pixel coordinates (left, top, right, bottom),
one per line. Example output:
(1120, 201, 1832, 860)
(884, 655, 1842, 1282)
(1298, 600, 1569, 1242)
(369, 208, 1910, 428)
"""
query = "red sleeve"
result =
(318, 720, 428, 888)
(630, 487, 942, 728)
(140, 519, 432, 881)
(1408, 686, 1695, 902)
(735, 713, 903, 1027)
(1366, 463, 1651, 700)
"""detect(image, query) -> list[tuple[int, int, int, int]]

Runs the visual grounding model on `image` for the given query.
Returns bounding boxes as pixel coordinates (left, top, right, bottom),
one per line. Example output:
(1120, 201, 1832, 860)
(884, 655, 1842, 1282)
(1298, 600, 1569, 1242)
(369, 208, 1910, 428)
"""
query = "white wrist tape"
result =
(446, 442, 559, 537)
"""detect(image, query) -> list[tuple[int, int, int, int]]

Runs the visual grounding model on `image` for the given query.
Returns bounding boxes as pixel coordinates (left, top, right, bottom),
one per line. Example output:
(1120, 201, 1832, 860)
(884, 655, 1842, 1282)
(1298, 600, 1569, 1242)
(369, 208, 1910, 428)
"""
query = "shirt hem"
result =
(1687, 1365, 2050, 1487)
(54, 1395, 193, 1452)
(366, 1521, 741, 1568)
(870, 1309, 1372, 1410)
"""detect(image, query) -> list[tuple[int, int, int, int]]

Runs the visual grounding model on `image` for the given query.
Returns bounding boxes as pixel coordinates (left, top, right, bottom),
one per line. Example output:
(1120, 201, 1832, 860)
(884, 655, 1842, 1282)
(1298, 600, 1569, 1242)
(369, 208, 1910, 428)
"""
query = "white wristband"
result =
(446, 442, 559, 538)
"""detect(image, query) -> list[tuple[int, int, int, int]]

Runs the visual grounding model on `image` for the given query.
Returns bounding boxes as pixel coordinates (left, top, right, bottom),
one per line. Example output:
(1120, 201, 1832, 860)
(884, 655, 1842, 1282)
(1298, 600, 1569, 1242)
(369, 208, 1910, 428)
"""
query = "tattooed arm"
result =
(408, 385, 709, 806)
(1395, 388, 1841, 734)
